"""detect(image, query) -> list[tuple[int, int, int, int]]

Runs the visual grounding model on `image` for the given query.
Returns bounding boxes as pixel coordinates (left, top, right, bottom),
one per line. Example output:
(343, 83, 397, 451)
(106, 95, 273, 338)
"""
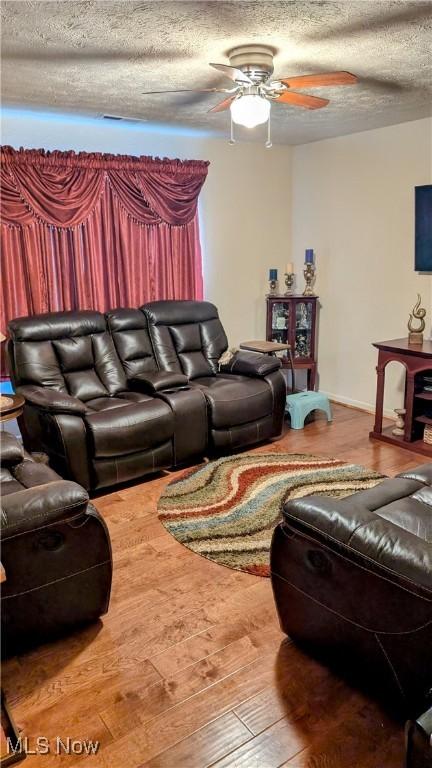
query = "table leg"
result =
(288, 349, 296, 393)
(404, 374, 415, 441)
(308, 364, 317, 392)
(373, 357, 386, 434)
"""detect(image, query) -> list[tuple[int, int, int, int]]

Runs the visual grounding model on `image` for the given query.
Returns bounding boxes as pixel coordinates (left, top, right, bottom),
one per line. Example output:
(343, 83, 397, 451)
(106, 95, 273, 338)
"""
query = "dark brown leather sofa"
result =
(7, 301, 285, 491)
(1, 432, 112, 655)
(270, 464, 432, 765)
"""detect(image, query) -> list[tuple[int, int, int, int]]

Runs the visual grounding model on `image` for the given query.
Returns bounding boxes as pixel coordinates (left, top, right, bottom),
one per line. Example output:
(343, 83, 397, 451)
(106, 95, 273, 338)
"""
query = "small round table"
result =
(0, 393, 24, 423)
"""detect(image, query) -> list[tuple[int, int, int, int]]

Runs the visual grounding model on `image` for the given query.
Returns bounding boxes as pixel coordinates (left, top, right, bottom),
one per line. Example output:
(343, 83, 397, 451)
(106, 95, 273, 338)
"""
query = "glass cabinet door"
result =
(270, 302, 290, 344)
(294, 301, 313, 358)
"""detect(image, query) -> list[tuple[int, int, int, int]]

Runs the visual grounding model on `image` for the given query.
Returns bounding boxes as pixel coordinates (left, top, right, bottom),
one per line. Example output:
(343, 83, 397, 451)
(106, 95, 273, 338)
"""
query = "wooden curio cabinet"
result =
(266, 295, 319, 390)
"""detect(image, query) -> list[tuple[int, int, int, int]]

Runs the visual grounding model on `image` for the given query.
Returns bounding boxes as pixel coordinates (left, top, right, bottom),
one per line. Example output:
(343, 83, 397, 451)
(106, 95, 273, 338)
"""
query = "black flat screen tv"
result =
(415, 184, 432, 272)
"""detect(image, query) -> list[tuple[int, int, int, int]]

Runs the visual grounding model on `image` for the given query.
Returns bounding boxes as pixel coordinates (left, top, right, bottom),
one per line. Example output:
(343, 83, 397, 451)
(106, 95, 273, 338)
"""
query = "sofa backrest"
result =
(142, 300, 228, 379)
(106, 308, 158, 378)
(8, 310, 128, 400)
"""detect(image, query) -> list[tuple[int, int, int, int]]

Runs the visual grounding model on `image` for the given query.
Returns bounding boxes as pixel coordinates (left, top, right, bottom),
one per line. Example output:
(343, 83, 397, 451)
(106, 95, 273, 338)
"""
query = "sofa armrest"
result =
(282, 492, 432, 593)
(219, 351, 281, 378)
(0, 432, 24, 466)
(398, 463, 432, 486)
(19, 385, 87, 415)
(128, 371, 189, 393)
(0, 480, 89, 540)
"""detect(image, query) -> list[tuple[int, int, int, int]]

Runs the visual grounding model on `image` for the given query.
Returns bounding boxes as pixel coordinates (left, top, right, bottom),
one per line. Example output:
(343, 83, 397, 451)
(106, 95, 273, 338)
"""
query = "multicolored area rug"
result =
(158, 453, 384, 577)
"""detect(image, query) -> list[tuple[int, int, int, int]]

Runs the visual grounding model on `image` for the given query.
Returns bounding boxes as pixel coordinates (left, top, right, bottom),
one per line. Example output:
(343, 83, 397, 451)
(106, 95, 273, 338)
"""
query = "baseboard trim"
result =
(320, 391, 393, 420)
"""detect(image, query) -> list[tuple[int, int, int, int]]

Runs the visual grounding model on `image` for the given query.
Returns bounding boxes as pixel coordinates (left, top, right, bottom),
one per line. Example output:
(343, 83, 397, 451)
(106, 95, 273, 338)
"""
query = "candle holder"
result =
(268, 278, 278, 296)
(284, 273, 294, 296)
(303, 263, 316, 296)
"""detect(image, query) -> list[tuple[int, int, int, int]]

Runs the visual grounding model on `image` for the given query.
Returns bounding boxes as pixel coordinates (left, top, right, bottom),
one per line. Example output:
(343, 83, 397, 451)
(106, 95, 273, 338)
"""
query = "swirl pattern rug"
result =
(158, 453, 384, 577)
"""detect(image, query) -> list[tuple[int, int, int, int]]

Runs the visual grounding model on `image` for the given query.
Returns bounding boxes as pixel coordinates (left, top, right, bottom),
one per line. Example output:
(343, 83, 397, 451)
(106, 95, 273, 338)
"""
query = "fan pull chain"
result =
(265, 113, 272, 149)
(229, 113, 235, 145)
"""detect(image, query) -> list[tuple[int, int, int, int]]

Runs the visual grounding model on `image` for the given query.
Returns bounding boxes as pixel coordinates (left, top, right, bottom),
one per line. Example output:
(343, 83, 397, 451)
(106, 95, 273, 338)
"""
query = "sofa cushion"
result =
(142, 301, 228, 376)
(85, 399, 174, 458)
(9, 310, 127, 399)
(192, 374, 273, 428)
(0, 433, 62, 496)
(86, 397, 133, 412)
(281, 476, 432, 593)
(0, 433, 24, 466)
(116, 391, 157, 404)
(106, 309, 158, 378)
(0, 469, 24, 496)
(169, 323, 213, 378)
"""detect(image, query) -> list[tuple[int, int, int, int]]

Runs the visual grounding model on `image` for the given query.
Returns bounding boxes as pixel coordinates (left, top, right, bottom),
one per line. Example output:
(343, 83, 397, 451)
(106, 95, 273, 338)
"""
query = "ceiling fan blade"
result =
(209, 63, 252, 85)
(208, 95, 236, 113)
(141, 88, 231, 95)
(275, 91, 329, 109)
(278, 72, 358, 89)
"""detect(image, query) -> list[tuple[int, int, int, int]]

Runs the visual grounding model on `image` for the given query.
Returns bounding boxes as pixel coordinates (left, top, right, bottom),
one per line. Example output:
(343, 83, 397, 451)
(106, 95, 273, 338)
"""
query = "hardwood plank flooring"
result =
(2, 404, 426, 767)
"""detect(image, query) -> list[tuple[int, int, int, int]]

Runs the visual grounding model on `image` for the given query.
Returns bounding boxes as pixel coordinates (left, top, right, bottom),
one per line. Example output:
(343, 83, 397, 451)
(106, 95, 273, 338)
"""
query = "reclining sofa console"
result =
(7, 301, 286, 492)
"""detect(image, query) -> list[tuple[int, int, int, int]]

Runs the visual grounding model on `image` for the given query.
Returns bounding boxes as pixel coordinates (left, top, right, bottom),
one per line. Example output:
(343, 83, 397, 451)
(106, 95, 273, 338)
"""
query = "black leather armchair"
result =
(7, 310, 175, 490)
(142, 301, 286, 451)
(270, 463, 432, 717)
(1, 432, 112, 655)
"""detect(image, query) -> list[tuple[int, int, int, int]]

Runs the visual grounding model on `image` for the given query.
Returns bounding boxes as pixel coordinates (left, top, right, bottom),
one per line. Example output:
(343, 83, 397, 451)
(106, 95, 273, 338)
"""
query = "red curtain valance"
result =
(0, 146, 208, 376)
(0, 146, 209, 228)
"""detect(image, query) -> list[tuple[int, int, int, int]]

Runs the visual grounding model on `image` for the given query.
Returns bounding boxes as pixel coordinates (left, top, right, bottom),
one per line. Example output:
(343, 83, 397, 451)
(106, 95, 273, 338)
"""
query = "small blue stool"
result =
(285, 391, 332, 430)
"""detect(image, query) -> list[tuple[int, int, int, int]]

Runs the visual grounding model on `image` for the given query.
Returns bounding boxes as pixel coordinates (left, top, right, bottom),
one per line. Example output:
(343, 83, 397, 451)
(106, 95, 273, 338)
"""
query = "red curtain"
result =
(0, 146, 209, 375)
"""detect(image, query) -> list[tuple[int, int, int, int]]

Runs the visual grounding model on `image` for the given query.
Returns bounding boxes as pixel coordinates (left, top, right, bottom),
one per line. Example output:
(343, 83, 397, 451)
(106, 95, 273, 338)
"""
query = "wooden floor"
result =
(2, 404, 427, 768)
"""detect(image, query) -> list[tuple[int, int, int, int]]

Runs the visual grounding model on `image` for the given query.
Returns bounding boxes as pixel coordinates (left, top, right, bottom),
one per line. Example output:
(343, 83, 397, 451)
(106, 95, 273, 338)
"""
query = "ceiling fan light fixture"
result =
(230, 94, 271, 128)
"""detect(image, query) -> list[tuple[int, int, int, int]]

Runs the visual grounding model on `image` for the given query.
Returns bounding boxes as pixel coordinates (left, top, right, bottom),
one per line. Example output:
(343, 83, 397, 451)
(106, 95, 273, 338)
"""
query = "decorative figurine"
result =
(268, 268, 278, 296)
(297, 303, 309, 329)
(392, 408, 406, 437)
(407, 294, 426, 344)
(284, 273, 294, 296)
(284, 262, 294, 295)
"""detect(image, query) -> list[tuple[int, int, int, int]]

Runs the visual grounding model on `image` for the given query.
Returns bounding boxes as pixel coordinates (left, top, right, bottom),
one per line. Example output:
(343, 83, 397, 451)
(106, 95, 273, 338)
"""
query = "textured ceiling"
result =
(1, 0, 432, 144)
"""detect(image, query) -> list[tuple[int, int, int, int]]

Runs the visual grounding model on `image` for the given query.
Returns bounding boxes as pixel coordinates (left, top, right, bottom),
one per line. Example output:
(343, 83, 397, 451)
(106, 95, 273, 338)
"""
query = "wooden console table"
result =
(370, 337, 432, 456)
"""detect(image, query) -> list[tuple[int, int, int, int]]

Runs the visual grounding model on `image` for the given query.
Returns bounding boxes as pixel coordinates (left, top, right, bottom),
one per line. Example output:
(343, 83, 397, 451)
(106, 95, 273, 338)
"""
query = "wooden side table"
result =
(370, 337, 432, 456)
(0, 395, 24, 424)
(240, 340, 295, 392)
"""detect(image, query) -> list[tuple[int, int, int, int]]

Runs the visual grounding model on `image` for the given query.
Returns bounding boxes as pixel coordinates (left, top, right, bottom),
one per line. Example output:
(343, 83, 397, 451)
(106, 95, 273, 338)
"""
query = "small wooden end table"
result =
(240, 340, 295, 392)
(0, 395, 24, 424)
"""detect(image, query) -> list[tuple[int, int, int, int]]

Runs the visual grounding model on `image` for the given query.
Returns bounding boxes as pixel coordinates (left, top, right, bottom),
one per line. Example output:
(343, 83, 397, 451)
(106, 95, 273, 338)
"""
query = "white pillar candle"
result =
(285, 262, 294, 274)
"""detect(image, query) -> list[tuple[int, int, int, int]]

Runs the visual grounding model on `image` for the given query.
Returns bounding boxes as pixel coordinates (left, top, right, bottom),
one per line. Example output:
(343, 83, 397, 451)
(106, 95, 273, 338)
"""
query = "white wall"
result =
(3, 109, 431, 418)
(1, 109, 291, 347)
(291, 118, 432, 415)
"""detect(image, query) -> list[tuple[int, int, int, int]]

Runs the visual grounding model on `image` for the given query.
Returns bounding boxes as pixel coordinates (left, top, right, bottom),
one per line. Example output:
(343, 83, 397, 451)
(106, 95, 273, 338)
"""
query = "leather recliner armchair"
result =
(1, 432, 112, 655)
(270, 464, 432, 722)
(7, 310, 176, 490)
(142, 300, 286, 451)
(7, 302, 286, 491)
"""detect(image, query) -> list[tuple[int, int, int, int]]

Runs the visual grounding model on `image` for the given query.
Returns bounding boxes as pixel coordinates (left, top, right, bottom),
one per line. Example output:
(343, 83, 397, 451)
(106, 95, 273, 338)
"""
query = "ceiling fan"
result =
(142, 45, 358, 145)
